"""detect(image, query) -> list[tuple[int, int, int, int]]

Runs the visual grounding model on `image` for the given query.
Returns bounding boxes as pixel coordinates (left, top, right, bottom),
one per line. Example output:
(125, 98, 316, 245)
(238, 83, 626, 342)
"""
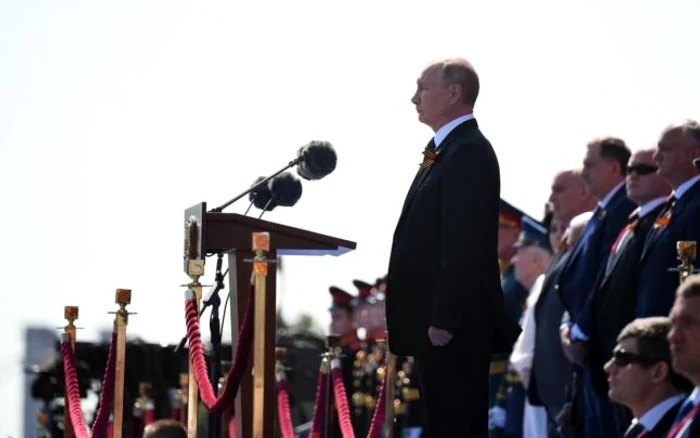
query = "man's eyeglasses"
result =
(626, 164, 658, 176)
(612, 349, 660, 367)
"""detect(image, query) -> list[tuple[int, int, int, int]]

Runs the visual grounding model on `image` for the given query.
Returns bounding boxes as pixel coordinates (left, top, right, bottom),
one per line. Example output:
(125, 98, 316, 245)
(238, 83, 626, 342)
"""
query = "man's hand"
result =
(560, 324, 588, 365)
(428, 326, 453, 346)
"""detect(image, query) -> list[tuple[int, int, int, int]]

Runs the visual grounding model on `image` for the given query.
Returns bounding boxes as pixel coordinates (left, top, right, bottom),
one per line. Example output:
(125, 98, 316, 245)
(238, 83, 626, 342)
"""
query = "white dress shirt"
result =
(433, 113, 475, 149)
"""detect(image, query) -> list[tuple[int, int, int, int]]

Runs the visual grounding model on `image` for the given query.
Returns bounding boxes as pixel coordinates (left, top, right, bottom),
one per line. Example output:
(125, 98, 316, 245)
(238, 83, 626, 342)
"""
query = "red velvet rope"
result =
(330, 363, 356, 438)
(276, 378, 295, 438)
(60, 331, 118, 438)
(184, 283, 255, 412)
(309, 366, 328, 438)
(365, 361, 387, 438)
(227, 407, 237, 438)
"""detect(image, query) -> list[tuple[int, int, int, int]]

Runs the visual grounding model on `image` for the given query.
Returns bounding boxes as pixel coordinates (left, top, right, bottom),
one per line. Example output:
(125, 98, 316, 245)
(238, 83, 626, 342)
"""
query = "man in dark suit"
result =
(557, 136, 636, 438)
(603, 317, 691, 438)
(637, 120, 700, 319)
(586, 149, 671, 427)
(528, 212, 589, 437)
(666, 275, 700, 437)
(385, 57, 521, 438)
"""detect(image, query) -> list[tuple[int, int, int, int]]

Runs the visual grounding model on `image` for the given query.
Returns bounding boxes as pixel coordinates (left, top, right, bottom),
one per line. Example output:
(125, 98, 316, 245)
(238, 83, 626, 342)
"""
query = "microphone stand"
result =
(208, 253, 225, 438)
(173, 266, 230, 354)
(209, 157, 301, 213)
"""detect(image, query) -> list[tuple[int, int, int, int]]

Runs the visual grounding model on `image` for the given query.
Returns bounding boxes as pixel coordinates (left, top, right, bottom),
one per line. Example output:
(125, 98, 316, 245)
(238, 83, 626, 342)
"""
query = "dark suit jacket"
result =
(644, 398, 682, 438)
(528, 250, 574, 417)
(557, 184, 636, 335)
(385, 118, 521, 356)
(638, 179, 700, 318)
(676, 408, 700, 438)
(588, 203, 666, 398)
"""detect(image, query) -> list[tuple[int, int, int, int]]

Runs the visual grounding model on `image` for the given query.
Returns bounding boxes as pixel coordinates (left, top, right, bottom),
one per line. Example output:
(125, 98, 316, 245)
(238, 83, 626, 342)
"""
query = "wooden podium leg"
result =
(228, 250, 278, 438)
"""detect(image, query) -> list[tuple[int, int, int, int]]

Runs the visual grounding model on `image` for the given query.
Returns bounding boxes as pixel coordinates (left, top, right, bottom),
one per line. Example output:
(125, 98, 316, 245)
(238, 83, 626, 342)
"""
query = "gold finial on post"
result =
(110, 289, 135, 438)
(677, 241, 697, 284)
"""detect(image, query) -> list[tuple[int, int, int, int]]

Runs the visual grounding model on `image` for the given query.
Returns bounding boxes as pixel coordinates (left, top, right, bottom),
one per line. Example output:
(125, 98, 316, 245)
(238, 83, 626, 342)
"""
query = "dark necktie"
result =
(659, 194, 677, 217)
(419, 139, 437, 169)
(624, 422, 647, 438)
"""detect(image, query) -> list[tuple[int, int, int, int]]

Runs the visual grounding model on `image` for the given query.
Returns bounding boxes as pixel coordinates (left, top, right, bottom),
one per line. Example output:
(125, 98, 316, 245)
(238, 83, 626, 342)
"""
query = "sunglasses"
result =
(612, 349, 659, 367)
(626, 164, 658, 176)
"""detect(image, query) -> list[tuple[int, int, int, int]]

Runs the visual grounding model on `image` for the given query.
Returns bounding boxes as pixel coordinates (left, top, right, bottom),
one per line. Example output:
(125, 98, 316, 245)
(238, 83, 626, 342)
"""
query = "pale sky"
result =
(2, 1, 700, 436)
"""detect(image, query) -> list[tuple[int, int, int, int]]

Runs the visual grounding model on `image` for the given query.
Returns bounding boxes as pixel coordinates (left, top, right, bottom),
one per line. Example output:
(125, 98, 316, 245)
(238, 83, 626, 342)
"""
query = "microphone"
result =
(694, 157, 700, 170)
(269, 172, 303, 207)
(210, 140, 336, 213)
(244, 172, 303, 217)
(248, 176, 278, 212)
(296, 141, 337, 181)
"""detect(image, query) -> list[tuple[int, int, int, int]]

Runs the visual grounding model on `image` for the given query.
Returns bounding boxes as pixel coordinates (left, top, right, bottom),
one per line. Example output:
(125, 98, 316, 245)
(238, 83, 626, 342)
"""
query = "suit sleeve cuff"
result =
(571, 324, 589, 342)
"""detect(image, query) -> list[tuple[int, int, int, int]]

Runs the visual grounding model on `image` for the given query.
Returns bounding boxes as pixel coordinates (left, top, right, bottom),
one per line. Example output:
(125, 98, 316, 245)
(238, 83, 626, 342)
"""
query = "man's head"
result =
(605, 317, 692, 412)
(512, 216, 552, 289)
(411, 58, 479, 132)
(143, 419, 187, 438)
(653, 119, 700, 189)
(581, 137, 631, 200)
(548, 215, 569, 252)
(328, 286, 354, 336)
(668, 275, 700, 385)
(498, 199, 524, 261)
(625, 148, 671, 205)
(548, 169, 596, 222)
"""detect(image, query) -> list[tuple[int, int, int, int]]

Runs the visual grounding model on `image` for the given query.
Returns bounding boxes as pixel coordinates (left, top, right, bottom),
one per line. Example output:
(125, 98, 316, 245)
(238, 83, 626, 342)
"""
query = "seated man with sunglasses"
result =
(604, 317, 692, 438)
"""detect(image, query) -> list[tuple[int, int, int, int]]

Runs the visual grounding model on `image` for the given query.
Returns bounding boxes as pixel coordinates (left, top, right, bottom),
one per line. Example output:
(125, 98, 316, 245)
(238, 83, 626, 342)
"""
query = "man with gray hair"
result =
(637, 120, 700, 319)
(385, 57, 520, 437)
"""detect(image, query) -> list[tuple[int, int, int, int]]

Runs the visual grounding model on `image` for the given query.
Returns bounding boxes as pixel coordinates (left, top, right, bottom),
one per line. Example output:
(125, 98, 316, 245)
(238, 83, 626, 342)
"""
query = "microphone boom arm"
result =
(210, 158, 302, 213)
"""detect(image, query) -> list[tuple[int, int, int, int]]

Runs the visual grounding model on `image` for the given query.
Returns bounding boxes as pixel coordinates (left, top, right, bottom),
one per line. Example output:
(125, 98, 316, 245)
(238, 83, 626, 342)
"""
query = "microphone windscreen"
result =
(269, 172, 303, 207)
(248, 176, 277, 211)
(296, 141, 337, 180)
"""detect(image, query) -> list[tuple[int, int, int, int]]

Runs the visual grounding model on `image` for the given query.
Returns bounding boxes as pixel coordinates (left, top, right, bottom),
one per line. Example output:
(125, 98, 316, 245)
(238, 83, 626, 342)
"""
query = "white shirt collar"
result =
(598, 181, 626, 209)
(433, 113, 475, 149)
(688, 386, 700, 406)
(635, 394, 687, 431)
(673, 174, 700, 199)
(636, 196, 669, 218)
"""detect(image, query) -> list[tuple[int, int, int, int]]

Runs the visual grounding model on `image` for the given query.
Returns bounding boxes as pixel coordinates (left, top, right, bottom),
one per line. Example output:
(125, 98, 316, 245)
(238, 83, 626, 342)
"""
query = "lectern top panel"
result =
(183, 203, 357, 263)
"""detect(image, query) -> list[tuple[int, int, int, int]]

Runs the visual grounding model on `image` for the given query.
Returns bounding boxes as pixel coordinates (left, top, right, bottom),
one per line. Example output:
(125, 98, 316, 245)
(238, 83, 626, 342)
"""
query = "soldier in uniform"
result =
(328, 285, 363, 437)
(489, 199, 530, 411)
(351, 279, 381, 435)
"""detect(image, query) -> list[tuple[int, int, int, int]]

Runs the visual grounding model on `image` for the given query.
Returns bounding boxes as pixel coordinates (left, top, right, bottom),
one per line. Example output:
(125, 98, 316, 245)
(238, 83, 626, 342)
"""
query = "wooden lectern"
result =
(183, 202, 356, 438)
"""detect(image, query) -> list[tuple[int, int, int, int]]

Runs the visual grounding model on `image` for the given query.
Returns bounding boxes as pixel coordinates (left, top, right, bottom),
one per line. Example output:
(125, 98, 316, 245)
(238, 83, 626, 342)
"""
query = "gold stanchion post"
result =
(185, 258, 205, 438)
(323, 336, 339, 438)
(110, 289, 134, 438)
(60, 306, 79, 438)
(677, 241, 697, 283)
(252, 231, 270, 438)
(383, 339, 397, 438)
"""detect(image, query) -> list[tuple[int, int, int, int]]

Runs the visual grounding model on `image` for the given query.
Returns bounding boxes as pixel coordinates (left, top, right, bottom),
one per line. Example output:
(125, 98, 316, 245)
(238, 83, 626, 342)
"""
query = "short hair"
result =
(677, 274, 700, 299)
(617, 317, 693, 392)
(143, 419, 187, 438)
(589, 136, 631, 174)
(676, 119, 700, 148)
(437, 58, 480, 106)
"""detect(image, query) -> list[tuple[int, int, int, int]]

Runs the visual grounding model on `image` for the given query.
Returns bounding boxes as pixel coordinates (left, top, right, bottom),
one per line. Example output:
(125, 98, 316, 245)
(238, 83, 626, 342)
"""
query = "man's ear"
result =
(650, 361, 669, 385)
